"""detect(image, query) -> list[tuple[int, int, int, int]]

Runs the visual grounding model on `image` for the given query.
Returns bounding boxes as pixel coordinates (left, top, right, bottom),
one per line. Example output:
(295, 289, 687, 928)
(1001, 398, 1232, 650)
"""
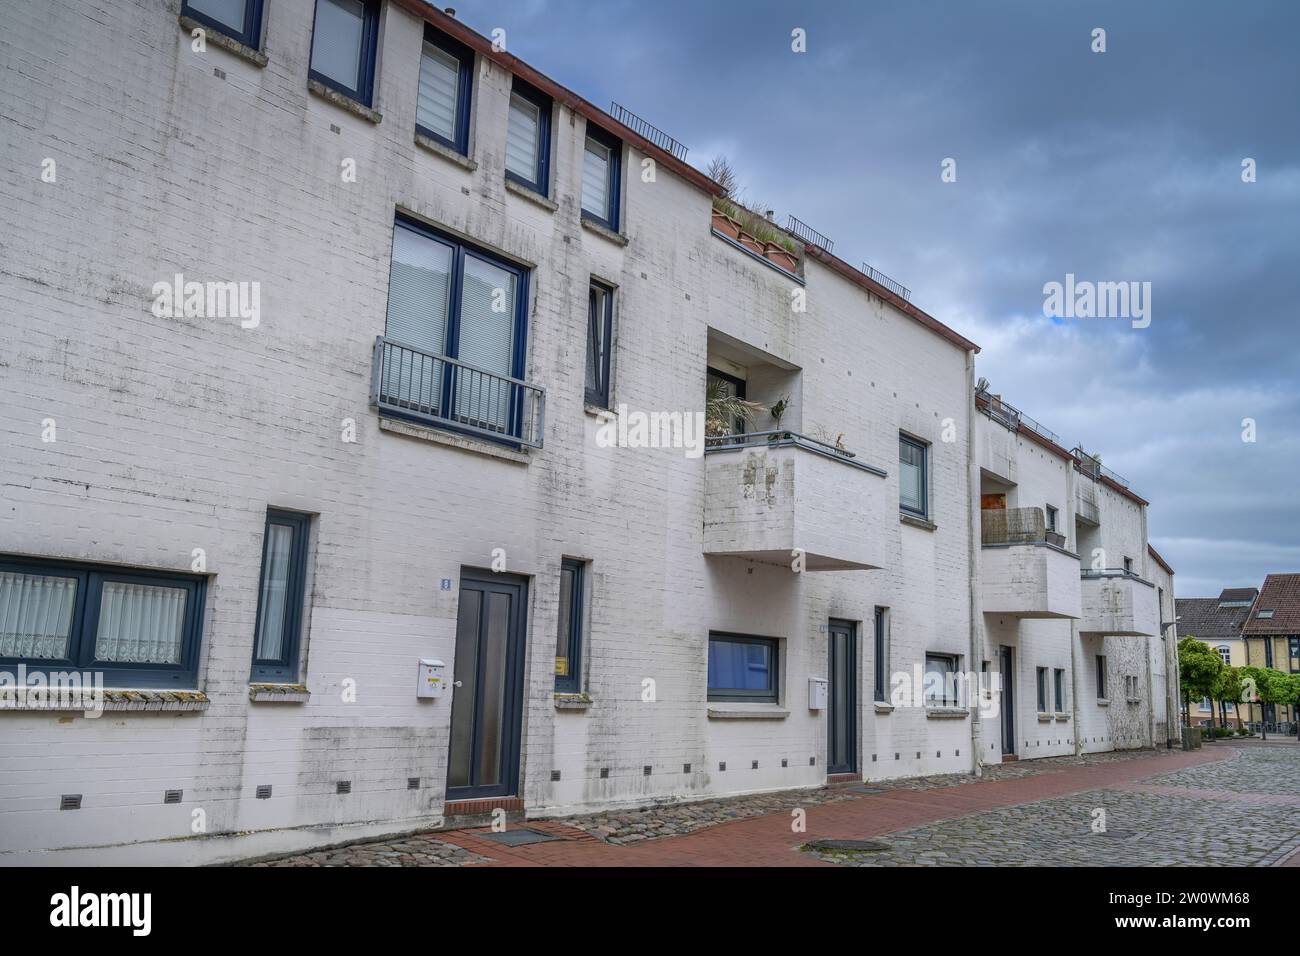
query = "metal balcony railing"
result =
(1072, 447, 1130, 488)
(704, 430, 886, 476)
(975, 386, 1064, 448)
(609, 102, 688, 161)
(371, 336, 545, 448)
(1081, 567, 1154, 587)
(783, 215, 833, 253)
(859, 262, 911, 301)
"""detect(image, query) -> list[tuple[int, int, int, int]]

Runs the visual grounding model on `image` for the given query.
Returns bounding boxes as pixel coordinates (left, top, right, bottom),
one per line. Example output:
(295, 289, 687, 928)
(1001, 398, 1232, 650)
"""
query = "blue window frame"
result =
(381, 215, 531, 443)
(0, 555, 206, 688)
(505, 77, 552, 195)
(309, 0, 380, 108)
(585, 280, 614, 408)
(581, 123, 622, 232)
(251, 510, 311, 682)
(554, 559, 585, 693)
(708, 632, 779, 703)
(416, 26, 475, 154)
(899, 433, 929, 518)
(182, 0, 264, 49)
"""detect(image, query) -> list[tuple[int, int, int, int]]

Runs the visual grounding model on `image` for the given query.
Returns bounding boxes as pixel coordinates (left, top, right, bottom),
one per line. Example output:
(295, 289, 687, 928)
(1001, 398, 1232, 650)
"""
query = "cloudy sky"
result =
(461, 0, 1299, 597)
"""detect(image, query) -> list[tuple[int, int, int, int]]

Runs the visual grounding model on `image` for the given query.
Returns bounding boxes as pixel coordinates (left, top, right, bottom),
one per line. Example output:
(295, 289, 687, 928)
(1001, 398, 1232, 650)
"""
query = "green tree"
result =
(1239, 666, 1291, 739)
(1178, 637, 1223, 728)
(1211, 666, 1243, 733)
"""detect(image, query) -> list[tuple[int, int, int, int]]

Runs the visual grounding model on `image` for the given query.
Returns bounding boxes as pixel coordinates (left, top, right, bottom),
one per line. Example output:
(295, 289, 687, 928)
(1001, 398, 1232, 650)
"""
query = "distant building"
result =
(1241, 574, 1300, 728)
(1175, 587, 1257, 728)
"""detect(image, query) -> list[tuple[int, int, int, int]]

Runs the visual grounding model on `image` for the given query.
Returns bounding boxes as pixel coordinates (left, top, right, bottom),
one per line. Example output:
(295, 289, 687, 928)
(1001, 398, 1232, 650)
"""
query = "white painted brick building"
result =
(0, 0, 1177, 864)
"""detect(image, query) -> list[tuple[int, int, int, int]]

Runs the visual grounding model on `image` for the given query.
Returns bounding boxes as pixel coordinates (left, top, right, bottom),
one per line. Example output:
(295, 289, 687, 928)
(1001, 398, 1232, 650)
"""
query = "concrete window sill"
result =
(1, 688, 210, 713)
(308, 78, 382, 124)
(707, 704, 789, 720)
(1097, 698, 1111, 707)
(581, 216, 630, 247)
(178, 15, 268, 67)
(249, 683, 310, 704)
(1054, 712, 1071, 721)
(554, 692, 593, 711)
(1036, 712, 1054, 722)
(415, 132, 477, 171)
(873, 701, 895, 714)
(925, 706, 968, 719)
(584, 402, 615, 419)
(379, 416, 530, 465)
(900, 513, 937, 532)
(505, 177, 557, 211)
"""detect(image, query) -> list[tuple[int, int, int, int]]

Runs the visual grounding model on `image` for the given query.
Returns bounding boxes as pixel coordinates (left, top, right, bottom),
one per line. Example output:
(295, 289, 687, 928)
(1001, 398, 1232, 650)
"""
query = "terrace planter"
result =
(711, 209, 743, 241)
(764, 243, 799, 272)
(738, 232, 767, 256)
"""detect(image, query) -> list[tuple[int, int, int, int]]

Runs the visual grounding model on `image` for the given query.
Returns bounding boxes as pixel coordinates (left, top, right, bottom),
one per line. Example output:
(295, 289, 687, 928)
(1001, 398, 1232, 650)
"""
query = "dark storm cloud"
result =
(461, 0, 1300, 596)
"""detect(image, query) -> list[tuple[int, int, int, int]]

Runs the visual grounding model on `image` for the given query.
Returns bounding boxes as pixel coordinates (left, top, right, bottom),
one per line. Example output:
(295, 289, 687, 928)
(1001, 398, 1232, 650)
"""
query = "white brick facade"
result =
(0, 0, 1176, 863)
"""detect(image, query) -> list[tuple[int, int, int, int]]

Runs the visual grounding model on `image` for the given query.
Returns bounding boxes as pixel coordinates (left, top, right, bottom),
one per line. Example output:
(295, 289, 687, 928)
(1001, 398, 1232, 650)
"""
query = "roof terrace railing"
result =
(859, 262, 911, 301)
(1072, 447, 1130, 488)
(974, 386, 1064, 449)
(783, 215, 834, 253)
(609, 102, 688, 162)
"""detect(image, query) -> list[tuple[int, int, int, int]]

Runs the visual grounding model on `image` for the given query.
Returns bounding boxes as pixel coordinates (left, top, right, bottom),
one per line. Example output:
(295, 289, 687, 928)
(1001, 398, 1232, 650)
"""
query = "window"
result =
(251, 510, 311, 681)
(1257, 609, 1275, 620)
(1290, 637, 1300, 673)
(581, 124, 622, 231)
(1054, 667, 1065, 712)
(1124, 675, 1140, 701)
(505, 79, 551, 194)
(1095, 654, 1107, 700)
(585, 281, 614, 408)
(1036, 667, 1048, 712)
(708, 632, 778, 703)
(706, 367, 748, 436)
(899, 434, 929, 517)
(1045, 505, 1058, 533)
(309, 0, 380, 107)
(0, 556, 205, 687)
(182, 0, 264, 48)
(1216, 645, 1232, 666)
(925, 653, 960, 707)
(416, 27, 474, 154)
(1123, 556, 1133, 574)
(554, 560, 584, 693)
(1198, 697, 1212, 712)
(873, 607, 889, 702)
(381, 216, 530, 442)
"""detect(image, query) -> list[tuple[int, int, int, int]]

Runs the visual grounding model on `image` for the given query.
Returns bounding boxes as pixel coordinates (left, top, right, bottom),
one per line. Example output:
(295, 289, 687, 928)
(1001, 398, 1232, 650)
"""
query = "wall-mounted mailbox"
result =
(417, 658, 446, 699)
(808, 677, 828, 711)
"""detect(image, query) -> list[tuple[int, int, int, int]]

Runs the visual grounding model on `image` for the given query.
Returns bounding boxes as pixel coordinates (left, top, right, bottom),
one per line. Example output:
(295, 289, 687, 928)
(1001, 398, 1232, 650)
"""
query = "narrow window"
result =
(0, 556, 205, 687)
(581, 124, 622, 231)
(554, 559, 584, 693)
(505, 79, 551, 195)
(1123, 556, 1133, 574)
(416, 28, 474, 154)
(899, 434, 929, 518)
(182, 0, 264, 48)
(706, 367, 747, 437)
(708, 633, 778, 703)
(1054, 667, 1065, 712)
(1096, 654, 1107, 700)
(585, 281, 614, 408)
(873, 607, 889, 702)
(309, 0, 380, 107)
(924, 653, 960, 707)
(252, 510, 311, 681)
(1036, 667, 1048, 712)
(1045, 504, 1058, 533)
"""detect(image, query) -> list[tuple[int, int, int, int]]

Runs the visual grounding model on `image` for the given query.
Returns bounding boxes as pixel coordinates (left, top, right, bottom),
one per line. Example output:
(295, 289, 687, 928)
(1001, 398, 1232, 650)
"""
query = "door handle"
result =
(453, 680, 464, 688)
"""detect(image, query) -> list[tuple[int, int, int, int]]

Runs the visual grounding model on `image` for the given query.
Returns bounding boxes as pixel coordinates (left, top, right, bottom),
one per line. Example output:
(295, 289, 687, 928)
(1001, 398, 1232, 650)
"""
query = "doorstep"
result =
(1001, 754, 1020, 763)
(826, 773, 860, 787)
(441, 796, 526, 830)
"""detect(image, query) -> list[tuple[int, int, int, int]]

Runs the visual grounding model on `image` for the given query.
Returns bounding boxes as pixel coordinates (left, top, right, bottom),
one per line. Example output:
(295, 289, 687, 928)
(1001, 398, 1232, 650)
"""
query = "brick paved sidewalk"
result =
(250, 743, 1291, 867)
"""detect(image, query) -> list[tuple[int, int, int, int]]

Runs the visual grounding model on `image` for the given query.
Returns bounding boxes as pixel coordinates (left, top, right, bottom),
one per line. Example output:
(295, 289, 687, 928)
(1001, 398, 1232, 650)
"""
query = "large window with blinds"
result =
(0, 556, 206, 687)
(380, 216, 530, 443)
(416, 26, 474, 154)
(505, 78, 551, 195)
(581, 123, 622, 231)
(309, 0, 380, 107)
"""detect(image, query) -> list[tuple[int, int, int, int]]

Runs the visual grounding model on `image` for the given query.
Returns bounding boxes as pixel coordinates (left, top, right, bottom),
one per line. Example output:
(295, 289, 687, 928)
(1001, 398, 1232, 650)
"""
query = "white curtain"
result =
(0, 571, 76, 659)
(255, 524, 293, 660)
(506, 93, 539, 182)
(95, 581, 186, 664)
(417, 42, 460, 140)
(455, 255, 516, 431)
(581, 138, 610, 218)
(384, 224, 453, 409)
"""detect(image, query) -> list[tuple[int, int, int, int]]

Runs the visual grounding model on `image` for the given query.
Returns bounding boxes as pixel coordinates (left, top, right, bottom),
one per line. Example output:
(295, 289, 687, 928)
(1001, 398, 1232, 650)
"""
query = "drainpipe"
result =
(966, 352, 984, 777)
(1067, 458, 1083, 755)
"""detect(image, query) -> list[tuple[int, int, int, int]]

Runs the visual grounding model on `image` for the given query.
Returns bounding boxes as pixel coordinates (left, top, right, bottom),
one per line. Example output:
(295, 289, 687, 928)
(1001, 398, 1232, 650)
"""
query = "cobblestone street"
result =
(249, 741, 1300, 867)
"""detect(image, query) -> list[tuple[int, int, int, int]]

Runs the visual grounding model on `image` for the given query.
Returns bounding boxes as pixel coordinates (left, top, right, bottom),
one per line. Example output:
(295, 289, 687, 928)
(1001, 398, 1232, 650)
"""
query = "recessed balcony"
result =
(703, 432, 887, 571)
(1078, 569, 1161, 637)
(980, 507, 1081, 619)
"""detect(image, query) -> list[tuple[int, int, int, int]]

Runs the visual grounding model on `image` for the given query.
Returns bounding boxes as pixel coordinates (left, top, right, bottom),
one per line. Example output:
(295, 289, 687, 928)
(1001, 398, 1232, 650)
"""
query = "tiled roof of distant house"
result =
(1241, 574, 1300, 635)
(1176, 587, 1259, 644)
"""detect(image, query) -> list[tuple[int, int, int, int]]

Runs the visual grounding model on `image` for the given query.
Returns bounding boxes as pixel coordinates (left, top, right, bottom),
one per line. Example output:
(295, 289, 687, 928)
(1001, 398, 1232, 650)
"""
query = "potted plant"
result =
(768, 395, 790, 441)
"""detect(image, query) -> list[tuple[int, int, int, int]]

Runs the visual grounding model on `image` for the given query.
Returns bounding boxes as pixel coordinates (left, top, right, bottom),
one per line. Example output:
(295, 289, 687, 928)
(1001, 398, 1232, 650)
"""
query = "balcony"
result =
(371, 336, 545, 449)
(1078, 569, 1161, 636)
(703, 432, 887, 571)
(980, 508, 1081, 619)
